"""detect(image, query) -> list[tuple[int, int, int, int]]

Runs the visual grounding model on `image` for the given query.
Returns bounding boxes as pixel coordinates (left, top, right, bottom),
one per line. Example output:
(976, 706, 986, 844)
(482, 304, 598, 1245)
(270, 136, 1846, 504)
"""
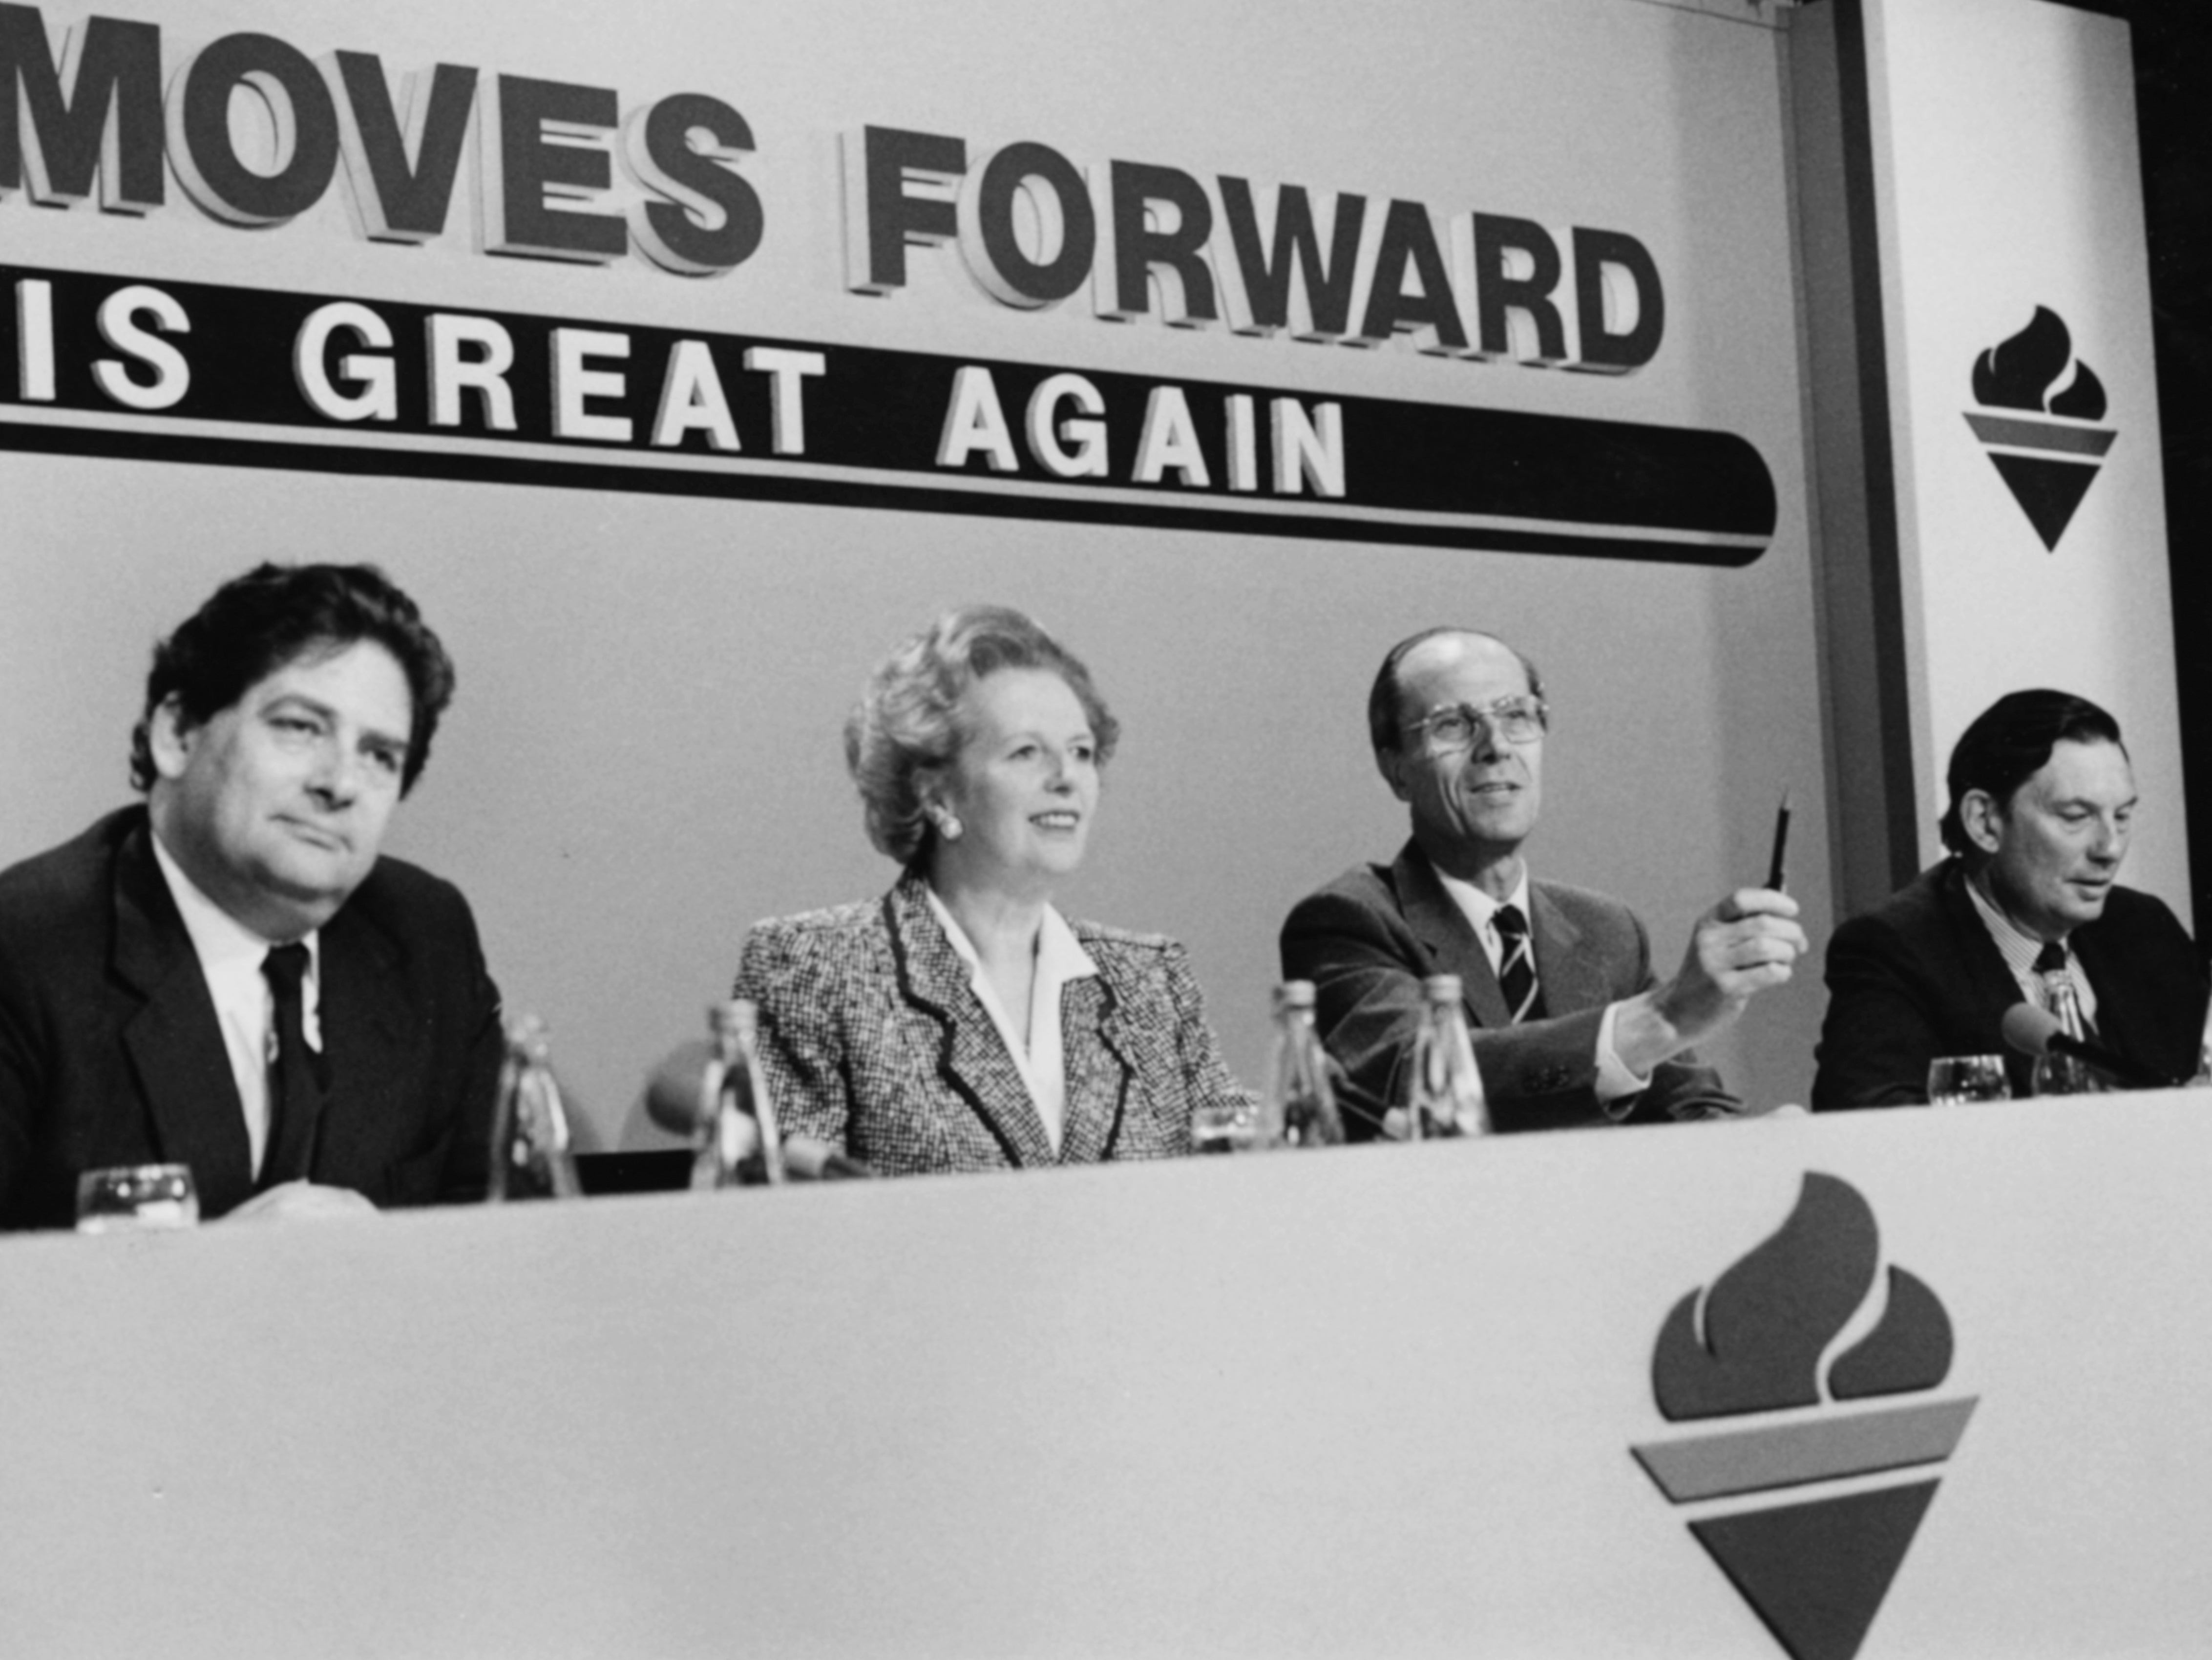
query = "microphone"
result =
(643, 1043, 874, 1178)
(644, 1039, 717, 1135)
(1999, 1003, 2173, 1091)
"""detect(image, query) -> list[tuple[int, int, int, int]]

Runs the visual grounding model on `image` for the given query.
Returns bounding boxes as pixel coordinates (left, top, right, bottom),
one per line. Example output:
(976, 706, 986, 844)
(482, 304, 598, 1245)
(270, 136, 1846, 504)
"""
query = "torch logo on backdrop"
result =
(1963, 306, 2116, 551)
(1629, 1175, 1976, 1660)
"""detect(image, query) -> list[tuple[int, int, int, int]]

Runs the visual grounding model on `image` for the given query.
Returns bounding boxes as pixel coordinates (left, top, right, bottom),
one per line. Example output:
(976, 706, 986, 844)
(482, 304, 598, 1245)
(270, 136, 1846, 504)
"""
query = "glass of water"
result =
(75, 1164, 199, 1234)
(1926, 1056, 2009, 1106)
(2030, 1053, 2101, 1097)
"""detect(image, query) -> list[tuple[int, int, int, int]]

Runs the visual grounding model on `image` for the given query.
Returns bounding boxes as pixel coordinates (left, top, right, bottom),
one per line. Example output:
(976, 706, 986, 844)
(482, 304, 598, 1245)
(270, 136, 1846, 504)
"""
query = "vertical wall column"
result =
(1788, 0, 1924, 916)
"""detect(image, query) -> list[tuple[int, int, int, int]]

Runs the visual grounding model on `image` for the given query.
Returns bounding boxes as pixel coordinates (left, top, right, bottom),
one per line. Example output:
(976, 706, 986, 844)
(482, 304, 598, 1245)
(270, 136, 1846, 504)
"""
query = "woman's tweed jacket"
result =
(732, 871, 1248, 1175)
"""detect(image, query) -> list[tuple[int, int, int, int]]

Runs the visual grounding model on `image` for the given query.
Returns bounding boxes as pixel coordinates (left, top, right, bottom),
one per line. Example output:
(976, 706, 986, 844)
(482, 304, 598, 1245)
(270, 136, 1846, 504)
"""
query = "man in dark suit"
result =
(1282, 627, 1806, 1135)
(0, 563, 502, 1229)
(1813, 689, 2206, 1107)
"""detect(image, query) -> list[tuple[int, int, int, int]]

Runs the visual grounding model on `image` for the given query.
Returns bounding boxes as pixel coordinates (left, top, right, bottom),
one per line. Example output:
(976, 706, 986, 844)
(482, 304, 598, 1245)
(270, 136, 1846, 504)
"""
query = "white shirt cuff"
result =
(1594, 1001, 1651, 1119)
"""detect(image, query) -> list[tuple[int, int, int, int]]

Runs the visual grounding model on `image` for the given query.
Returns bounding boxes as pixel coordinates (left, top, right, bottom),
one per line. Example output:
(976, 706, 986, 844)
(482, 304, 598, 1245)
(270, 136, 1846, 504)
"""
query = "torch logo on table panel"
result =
(1963, 306, 2115, 552)
(1630, 1173, 1976, 1660)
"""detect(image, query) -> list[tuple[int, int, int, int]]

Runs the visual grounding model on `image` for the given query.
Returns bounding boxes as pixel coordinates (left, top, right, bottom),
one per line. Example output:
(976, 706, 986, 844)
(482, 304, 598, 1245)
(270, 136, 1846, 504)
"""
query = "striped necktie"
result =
(1495, 904, 1544, 1023)
(2033, 940, 2088, 1042)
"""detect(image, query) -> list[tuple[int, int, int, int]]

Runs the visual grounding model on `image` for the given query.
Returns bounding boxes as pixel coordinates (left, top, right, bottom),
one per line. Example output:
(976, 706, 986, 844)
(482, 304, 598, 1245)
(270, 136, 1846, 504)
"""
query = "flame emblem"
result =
(1631, 1174, 1976, 1660)
(1971, 305, 2106, 419)
(1963, 306, 2116, 551)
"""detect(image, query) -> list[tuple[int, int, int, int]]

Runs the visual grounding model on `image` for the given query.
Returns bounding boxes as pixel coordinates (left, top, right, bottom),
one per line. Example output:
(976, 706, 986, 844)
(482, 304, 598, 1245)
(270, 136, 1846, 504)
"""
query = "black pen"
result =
(1766, 791, 1792, 893)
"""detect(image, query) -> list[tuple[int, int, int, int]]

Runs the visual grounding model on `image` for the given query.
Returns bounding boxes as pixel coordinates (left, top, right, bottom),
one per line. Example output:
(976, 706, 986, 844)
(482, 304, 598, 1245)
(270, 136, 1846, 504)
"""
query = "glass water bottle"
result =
(1261, 981, 1345, 1148)
(692, 999, 786, 1188)
(1406, 974, 1489, 1139)
(487, 1013, 583, 1201)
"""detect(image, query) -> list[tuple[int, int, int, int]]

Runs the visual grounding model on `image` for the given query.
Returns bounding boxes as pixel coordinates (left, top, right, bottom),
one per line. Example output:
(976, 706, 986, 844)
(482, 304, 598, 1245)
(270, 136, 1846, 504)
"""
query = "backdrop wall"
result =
(0, 0, 1834, 1138)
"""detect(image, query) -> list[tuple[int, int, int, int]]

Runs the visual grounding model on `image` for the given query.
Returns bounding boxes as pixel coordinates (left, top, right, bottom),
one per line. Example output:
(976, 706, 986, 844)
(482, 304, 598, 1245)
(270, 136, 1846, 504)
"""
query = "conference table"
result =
(3, 1092, 2206, 1658)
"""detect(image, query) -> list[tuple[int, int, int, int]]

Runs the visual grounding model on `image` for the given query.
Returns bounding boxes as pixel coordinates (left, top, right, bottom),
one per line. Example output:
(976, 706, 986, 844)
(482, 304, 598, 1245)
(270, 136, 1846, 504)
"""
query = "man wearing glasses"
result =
(1280, 627, 1806, 1135)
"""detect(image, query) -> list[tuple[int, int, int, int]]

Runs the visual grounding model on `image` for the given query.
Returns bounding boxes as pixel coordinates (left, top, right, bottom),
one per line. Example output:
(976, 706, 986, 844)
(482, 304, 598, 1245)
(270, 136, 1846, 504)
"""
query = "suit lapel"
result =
(110, 819, 256, 1215)
(1936, 864, 2047, 1089)
(2071, 920, 2174, 1081)
(306, 897, 415, 1188)
(885, 876, 1055, 1167)
(2072, 928, 2128, 1058)
(1938, 863, 2040, 1021)
(1528, 881, 1598, 1015)
(1057, 971, 1132, 1165)
(1393, 842, 1511, 1029)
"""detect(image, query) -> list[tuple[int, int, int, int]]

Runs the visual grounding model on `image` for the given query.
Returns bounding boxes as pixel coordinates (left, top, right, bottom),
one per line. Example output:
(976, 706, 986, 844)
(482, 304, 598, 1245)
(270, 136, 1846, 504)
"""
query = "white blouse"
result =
(924, 889, 1098, 1154)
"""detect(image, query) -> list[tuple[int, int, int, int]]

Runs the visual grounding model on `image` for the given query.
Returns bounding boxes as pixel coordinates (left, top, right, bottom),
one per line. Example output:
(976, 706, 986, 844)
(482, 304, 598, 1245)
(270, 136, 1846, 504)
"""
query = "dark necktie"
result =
(261, 943, 328, 1187)
(2033, 940, 2089, 1042)
(1495, 904, 1545, 1023)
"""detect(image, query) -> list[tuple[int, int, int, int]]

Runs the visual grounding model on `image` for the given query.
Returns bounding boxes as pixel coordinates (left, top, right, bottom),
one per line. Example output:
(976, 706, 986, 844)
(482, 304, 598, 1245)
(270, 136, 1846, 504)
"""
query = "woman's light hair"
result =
(845, 604, 1119, 864)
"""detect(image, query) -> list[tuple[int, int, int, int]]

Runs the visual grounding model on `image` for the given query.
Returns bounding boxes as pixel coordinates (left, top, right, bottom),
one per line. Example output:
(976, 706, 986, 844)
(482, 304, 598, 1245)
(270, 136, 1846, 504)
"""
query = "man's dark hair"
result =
(129, 563, 457, 797)
(1366, 626, 1546, 753)
(1938, 688, 2124, 856)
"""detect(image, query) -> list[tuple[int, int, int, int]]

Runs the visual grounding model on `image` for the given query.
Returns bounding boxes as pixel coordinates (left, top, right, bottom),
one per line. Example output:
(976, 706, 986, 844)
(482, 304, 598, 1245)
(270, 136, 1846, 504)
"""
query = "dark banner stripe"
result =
(0, 263, 1777, 564)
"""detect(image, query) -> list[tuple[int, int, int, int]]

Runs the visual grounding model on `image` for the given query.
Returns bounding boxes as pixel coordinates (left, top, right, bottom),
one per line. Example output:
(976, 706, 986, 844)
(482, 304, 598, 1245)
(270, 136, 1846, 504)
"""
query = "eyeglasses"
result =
(1401, 696, 1548, 755)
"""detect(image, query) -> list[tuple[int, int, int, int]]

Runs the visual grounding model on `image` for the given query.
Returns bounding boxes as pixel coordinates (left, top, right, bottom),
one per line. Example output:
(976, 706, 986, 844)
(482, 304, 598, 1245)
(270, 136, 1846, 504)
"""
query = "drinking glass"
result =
(1925, 1056, 2009, 1106)
(2030, 1053, 2100, 1097)
(1191, 1098, 1259, 1154)
(75, 1164, 199, 1234)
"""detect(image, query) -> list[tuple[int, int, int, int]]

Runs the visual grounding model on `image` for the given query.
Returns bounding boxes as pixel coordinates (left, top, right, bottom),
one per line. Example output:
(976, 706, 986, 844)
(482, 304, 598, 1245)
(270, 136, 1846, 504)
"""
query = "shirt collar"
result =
(1963, 867, 2068, 978)
(924, 887, 1097, 985)
(1431, 862, 1530, 934)
(149, 827, 322, 979)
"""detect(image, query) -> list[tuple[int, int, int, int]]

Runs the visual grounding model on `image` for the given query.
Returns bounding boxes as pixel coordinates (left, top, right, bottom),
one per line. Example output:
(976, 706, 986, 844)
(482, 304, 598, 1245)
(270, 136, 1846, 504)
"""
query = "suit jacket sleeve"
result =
(354, 868, 506, 1209)
(732, 918, 854, 1153)
(1603, 912, 1742, 1126)
(1160, 940, 1254, 1128)
(0, 922, 44, 1221)
(432, 903, 504, 1204)
(1812, 911, 1951, 1109)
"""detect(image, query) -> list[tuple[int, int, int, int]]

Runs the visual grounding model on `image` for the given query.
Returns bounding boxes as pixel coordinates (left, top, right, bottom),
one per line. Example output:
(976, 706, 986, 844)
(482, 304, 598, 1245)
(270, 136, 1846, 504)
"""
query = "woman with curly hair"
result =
(732, 605, 1249, 1176)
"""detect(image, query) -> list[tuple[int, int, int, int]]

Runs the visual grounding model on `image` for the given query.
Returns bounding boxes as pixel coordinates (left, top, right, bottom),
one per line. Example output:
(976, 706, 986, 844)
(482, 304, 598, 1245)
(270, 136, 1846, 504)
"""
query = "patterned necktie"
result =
(2033, 940, 2088, 1042)
(1495, 904, 1545, 1023)
(261, 943, 328, 1186)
